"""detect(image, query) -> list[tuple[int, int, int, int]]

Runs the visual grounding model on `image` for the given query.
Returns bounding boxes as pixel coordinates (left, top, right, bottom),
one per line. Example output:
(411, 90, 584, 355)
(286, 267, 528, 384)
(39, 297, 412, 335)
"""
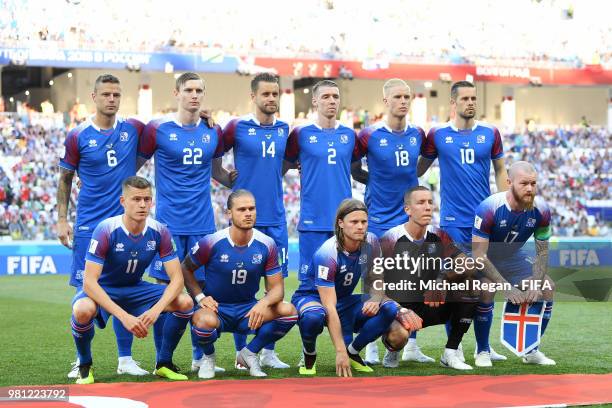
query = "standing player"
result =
(352, 78, 433, 365)
(417, 80, 508, 362)
(472, 161, 556, 366)
(58, 74, 148, 377)
(291, 199, 401, 376)
(222, 73, 292, 369)
(285, 80, 360, 284)
(181, 190, 298, 379)
(138, 72, 232, 371)
(379, 186, 478, 370)
(70, 177, 194, 384)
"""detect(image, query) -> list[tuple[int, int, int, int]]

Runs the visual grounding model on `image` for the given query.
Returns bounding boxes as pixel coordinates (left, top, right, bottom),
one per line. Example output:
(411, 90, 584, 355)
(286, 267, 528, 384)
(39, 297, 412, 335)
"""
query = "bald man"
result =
(471, 161, 556, 367)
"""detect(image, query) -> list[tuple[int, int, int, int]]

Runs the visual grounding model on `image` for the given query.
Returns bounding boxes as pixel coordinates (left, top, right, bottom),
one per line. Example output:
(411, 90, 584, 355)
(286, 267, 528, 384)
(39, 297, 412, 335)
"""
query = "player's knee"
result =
(277, 301, 297, 317)
(174, 293, 194, 311)
(192, 310, 218, 329)
(298, 307, 326, 336)
(383, 323, 409, 351)
(72, 298, 96, 324)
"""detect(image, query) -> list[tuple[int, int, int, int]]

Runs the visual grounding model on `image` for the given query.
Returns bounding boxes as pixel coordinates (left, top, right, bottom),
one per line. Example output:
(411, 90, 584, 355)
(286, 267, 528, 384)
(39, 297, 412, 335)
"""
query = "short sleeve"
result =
(84, 223, 111, 265)
(314, 250, 337, 288)
(158, 224, 178, 262)
(213, 125, 224, 158)
(59, 128, 80, 171)
(421, 128, 438, 160)
(284, 127, 301, 163)
(491, 127, 504, 160)
(472, 200, 495, 239)
(138, 121, 158, 159)
(222, 118, 239, 152)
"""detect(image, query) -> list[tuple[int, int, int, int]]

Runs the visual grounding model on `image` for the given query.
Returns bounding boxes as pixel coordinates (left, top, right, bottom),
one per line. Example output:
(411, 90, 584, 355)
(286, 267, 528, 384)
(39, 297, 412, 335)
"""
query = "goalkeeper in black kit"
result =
(375, 186, 479, 370)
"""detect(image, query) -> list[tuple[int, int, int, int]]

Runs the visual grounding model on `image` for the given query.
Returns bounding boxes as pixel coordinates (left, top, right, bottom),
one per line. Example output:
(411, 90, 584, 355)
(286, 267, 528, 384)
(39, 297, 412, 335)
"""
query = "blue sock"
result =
(191, 321, 204, 360)
(351, 301, 399, 352)
(71, 316, 95, 365)
(298, 306, 326, 354)
(233, 333, 248, 352)
(474, 302, 494, 353)
(192, 326, 218, 356)
(247, 315, 298, 354)
(409, 330, 417, 340)
(541, 301, 553, 336)
(113, 316, 133, 358)
(153, 313, 167, 358)
(157, 310, 192, 363)
(264, 342, 276, 351)
(444, 320, 452, 336)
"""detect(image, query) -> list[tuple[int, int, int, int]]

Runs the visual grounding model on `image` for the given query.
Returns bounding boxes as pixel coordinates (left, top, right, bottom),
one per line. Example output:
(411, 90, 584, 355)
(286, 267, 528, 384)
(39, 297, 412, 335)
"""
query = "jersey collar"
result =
(312, 121, 340, 130)
(401, 224, 428, 242)
(120, 216, 148, 237)
(246, 113, 276, 127)
(225, 227, 255, 247)
(449, 120, 479, 132)
(88, 116, 119, 132)
(378, 121, 411, 134)
(172, 113, 201, 128)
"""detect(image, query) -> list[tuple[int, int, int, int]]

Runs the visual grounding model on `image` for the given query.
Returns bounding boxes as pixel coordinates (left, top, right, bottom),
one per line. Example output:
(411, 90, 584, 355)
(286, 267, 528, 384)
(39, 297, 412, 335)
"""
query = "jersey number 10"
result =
(460, 148, 475, 164)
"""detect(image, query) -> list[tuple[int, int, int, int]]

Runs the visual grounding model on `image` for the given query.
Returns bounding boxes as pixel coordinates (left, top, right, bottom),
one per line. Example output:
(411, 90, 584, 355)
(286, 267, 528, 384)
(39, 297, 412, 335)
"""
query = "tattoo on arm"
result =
(532, 240, 549, 280)
(57, 168, 74, 220)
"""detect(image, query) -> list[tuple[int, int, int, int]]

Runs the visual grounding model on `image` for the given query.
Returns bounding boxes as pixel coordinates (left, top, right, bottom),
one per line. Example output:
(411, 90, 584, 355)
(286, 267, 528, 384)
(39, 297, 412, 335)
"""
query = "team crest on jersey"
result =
(202, 134, 210, 143)
(88, 139, 98, 147)
(236, 261, 244, 268)
(526, 218, 536, 228)
(445, 136, 453, 144)
(146, 240, 156, 251)
(477, 135, 486, 143)
(120, 131, 129, 141)
(278, 128, 284, 137)
(462, 141, 470, 147)
(265, 133, 272, 139)
(300, 264, 309, 275)
(248, 128, 256, 136)
(379, 138, 388, 147)
(340, 134, 348, 144)
(154, 260, 163, 270)
(410, 137, 417, 146)
(220, 254, 229, 262)
(106, 143, 113, 149)
(115, 243, 125, 252)
(309, 135, 318, 143)
(252, 253, 263, 264)
(359, 254, 367, 264)
(327, 141, 334, 147)
(169, 133, 178, 141)
(131, 251, 138, 258)
(88, 239, 98, 254)
(188, 140, 195, 146)
(397, 144, 404, 150)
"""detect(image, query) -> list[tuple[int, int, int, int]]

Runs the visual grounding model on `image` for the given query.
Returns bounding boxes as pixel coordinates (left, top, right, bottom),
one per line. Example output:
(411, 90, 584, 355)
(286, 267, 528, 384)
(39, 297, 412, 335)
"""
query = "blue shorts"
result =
(71, 281, 167, 329)
(257, 224, 289, 278)
(215, 300, 258, 334)
(493, 255, 533, 286)
(368, 225, 390, 239)
(291, 292, 369, 340)
(298, 231, 334, 277)
(70, 235, 91, 287)
(442, 226, 472, 254)
(149, 233, 208, 281)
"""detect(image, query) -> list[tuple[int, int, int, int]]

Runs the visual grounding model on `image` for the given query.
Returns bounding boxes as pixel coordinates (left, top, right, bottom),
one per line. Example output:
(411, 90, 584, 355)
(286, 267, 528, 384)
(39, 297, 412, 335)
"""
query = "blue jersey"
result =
(356, 122, 425, 230)
(472, 192, 552, 262)
(422, 122, 504, 228)
(295, 233, 380, 300)
(139, 116, 224, 235)
(85, 215, 177, 287)
(223, 114, 290, 226)
(285, 123, 359, 231)
(59, 117, 143, 237)
(188, 228, 281, 304)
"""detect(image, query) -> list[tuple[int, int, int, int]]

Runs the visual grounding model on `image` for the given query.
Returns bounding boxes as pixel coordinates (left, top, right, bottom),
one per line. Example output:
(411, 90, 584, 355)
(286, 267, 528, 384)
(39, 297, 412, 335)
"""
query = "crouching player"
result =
(379, 186, 478, 370)
(471, 161, 555, 367)
(70, 176, 194, 384)
(181, 189, 297, 379)
(292, 199, 406, 377)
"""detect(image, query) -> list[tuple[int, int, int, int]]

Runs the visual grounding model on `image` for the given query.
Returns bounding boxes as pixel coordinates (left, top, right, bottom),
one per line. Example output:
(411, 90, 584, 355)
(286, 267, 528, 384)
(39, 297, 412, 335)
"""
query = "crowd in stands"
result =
(0, 112, 609, 241)
(1, 0, 610, 68)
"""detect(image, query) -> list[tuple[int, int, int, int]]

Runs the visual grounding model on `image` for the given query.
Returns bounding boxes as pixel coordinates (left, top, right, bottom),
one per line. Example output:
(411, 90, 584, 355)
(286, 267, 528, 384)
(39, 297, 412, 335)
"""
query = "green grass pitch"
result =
(0, 271, 610, 386)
